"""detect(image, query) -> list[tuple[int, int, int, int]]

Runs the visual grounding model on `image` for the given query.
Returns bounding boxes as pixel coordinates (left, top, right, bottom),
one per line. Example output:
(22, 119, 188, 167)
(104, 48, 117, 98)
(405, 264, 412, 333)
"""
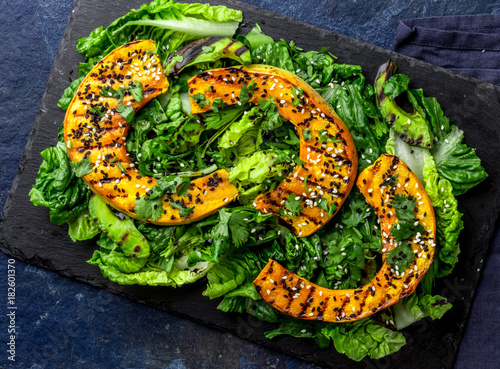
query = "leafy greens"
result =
(30, 1, 488, 363)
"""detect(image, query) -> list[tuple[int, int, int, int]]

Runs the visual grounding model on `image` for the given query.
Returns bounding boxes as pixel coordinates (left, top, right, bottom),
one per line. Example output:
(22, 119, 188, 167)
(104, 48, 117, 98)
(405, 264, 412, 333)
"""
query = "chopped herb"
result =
(202, 46, 215, 54)
(391, 221, 425, 241)
(115, 162, 127, 174)
(302, 129, 312, 142)
(239, 81, 256, 105)
(116, 103, 135, 123)
(170, 201, 194, 220)
(385, 174, 399, 187)
(385, 243, 416, 271)
(70, 157, 93, 177)
(134, 196, 163, 221)
(211, 98, 224, 113)
(100, 81, 143, 103)
(279, 193, 303, 217)
(192, 93, 210, 108)
(391, 193, 417, 223)
(128, 81, 144, 103)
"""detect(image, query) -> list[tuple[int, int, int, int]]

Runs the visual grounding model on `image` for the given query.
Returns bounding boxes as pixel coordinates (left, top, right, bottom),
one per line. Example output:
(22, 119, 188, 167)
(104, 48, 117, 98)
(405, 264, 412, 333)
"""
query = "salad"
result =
(29, 0, 487, 362)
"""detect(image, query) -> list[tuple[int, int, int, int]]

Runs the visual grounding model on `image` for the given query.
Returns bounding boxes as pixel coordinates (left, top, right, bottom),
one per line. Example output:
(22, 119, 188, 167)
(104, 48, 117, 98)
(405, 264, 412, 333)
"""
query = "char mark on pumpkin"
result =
(284, 279, 304, 312)
(298, 285, 316, 316)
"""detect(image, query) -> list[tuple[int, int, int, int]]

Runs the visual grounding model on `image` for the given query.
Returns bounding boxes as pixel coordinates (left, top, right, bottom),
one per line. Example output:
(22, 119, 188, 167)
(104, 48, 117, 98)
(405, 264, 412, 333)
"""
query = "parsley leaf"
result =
(228, 212, 250, 247)
(280, 193, 303, 217)
(341, 195, 370, 227)
(302, 129, 312, 142)
(169, 201, 195, 220)
(291, 86, 304, 107)
(385, 243, 415, 270)
(239, 81, 257, 106)
(391, 221, 425, 241)
(99, 85, 118, 98)
(391, 194, 417, 223)
(192, 93, 210, 109)
(212, 209, 252, 247)
(134, 196, 163, 221)
(211, 98, 224, 113)
(70, 157, 93, 177)
(386, 193, 425, 269)
(212, 208, 231, 238)
(116, 103, 135, 123)
(128, 81, 144, 103)
(133, 175, 190, 221)
(100, 81, 143, 103)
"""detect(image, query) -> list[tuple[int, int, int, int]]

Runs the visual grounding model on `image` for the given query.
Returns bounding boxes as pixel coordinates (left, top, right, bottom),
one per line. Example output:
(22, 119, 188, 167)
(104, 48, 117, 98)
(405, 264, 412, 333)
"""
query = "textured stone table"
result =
(1, 1, 499, 368)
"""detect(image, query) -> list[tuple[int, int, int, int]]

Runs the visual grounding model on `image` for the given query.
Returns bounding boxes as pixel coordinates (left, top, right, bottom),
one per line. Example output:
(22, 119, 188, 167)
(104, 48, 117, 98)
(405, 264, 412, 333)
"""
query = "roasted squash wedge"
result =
(187, 65, 358, 237)
(253, 154, 436, 322)
(64, 40, 238, 224)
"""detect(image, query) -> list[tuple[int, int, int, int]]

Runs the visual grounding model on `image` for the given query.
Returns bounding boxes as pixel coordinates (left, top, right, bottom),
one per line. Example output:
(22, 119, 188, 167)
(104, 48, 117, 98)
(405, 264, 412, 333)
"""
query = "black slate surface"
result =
(1, 0, 500, 368)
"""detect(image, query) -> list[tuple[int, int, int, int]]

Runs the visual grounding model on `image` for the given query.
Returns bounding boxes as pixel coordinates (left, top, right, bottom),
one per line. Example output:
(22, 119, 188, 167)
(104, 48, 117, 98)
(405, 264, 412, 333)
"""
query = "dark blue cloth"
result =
(393, 14, 500, 85)
(392, 15, 500, 369)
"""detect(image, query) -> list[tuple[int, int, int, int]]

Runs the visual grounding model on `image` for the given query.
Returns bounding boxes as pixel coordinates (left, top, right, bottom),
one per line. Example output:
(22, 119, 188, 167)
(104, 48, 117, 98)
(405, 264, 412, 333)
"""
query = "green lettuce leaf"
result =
(251, 39, 294, 71)
(242, 23, 274, 51)
(394, 85, 487, 195)
(66, 208, 100, 242)
(76, 0, 243, 63)
(393, 293, 452, 330)
(431, 125, 488, 195)
(321, 319, 406, 361)
(203, 240, 284, 299)
(29, 143, 90, 225)
(265, 318, 330, 349)
(88, 253, 209, 286)
(423, 152, 464, 278)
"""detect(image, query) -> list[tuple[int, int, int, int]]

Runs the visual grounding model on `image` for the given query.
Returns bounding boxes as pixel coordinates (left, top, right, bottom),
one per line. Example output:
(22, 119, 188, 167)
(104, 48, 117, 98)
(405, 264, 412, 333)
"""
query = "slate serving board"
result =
(1, 0, 500, 368)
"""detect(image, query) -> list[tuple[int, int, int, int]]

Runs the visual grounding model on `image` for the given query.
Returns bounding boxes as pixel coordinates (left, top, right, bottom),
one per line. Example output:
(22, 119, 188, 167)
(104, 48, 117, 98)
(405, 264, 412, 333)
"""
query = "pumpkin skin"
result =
(188, 64, 358, 237)
(64, 40, 238, 224)
(253, 154, 436, 322)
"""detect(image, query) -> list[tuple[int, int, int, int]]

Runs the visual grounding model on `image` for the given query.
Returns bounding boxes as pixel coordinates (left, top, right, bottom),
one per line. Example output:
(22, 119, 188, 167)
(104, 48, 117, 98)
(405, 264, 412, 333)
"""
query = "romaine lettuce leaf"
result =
(66, 208, 100, 242)
(423, 152, 464, 278)
(397, 83, 487, 195)
(431, 125, 488, 195)
(203, 240, 285, 299)
(76, 0, 243, 63)
(241, 23, 274, 51)
(321, 319, 406, 361)
(393, 293, 452, 330)
(29, 143, 90, 225)
(251, 40, 294, 71)
(265, 318, 330, 349)
(88, 252, 210, 286)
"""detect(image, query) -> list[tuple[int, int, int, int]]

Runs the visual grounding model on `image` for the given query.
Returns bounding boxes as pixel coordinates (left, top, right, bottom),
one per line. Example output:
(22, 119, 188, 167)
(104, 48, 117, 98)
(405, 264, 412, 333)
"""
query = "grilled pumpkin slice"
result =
(64, 40, 238, 224)
(253, 154, 436, 322)
(188, 64, 358, 237)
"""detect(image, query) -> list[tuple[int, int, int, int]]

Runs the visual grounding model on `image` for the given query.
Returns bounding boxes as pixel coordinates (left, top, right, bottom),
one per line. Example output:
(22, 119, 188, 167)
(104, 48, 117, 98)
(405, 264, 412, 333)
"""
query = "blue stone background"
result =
(1, 0, 499, 368)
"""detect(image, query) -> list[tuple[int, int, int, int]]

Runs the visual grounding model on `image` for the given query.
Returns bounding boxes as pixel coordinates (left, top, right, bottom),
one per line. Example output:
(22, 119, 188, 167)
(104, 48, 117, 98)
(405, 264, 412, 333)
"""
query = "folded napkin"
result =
(392, 14, 500, 369)
(393, 14, 500, 85)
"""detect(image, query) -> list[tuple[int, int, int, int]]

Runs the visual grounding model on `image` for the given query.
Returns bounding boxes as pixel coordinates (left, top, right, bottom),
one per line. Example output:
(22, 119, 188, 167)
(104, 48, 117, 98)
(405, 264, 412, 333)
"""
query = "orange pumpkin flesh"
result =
(64, 40, 238, 224)
(253, 154, 436, 322)
(188, 65, 358, 237)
